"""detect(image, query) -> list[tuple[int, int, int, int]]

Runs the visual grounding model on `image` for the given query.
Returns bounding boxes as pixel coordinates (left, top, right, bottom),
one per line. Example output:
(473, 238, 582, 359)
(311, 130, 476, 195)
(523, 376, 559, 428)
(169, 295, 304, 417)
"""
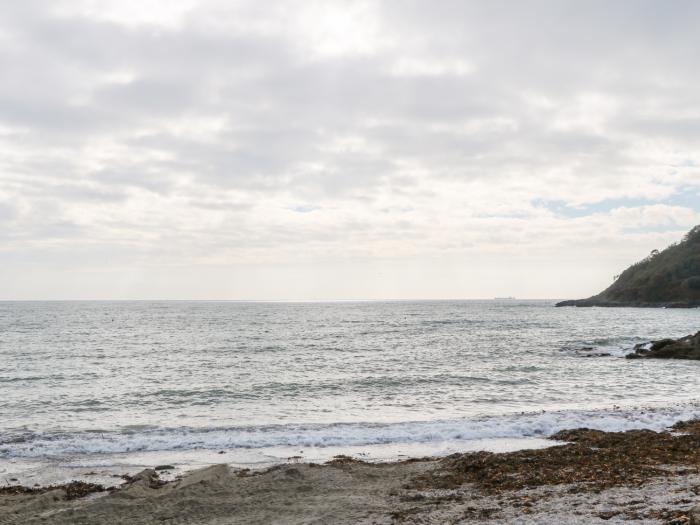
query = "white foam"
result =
(2, 400, 699, 458)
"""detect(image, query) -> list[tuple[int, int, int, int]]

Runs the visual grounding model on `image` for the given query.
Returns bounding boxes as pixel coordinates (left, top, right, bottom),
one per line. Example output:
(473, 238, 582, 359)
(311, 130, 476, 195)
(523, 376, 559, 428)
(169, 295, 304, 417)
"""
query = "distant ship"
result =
(494, 296, 516, 300)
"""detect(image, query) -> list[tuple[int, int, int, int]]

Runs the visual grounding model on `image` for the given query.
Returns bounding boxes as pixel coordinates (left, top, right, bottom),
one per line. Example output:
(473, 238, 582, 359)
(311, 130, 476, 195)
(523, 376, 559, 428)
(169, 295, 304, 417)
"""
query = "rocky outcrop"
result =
(626, 331, 700, 360)
(557, 225, 700, 308)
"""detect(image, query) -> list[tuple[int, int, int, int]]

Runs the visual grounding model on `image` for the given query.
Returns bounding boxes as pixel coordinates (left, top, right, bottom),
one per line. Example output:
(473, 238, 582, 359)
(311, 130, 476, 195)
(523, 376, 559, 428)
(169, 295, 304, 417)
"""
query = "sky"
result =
(1, 0, 699, 300)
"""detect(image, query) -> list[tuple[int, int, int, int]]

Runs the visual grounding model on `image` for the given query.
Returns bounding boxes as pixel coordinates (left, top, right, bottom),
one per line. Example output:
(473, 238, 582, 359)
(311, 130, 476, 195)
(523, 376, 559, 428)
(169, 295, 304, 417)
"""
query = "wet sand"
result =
(1, 421, 699, 524)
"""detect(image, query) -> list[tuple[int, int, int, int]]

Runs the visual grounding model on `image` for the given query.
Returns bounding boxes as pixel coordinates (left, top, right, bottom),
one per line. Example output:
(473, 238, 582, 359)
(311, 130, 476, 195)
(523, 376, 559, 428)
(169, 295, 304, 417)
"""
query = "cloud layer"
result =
(1, 0, 699, 299)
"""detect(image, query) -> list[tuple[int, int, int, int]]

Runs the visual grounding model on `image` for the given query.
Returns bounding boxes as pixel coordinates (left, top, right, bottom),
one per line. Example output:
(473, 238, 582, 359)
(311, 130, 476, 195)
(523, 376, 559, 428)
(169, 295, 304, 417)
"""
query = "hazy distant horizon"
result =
(1, 1, 699, 300)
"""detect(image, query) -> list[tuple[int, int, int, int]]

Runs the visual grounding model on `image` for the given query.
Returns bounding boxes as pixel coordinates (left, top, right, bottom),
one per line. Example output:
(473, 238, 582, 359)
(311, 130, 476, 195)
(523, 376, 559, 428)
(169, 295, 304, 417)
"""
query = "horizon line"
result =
(0, 297, 562, 303)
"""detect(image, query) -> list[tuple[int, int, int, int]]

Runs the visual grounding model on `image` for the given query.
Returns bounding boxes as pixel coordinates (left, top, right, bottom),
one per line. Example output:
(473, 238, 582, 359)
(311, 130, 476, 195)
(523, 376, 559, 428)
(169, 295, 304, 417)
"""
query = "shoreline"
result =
(4, 399, 700, 491)
(0, 436, 557, 490)
(2, 419, 699, 524)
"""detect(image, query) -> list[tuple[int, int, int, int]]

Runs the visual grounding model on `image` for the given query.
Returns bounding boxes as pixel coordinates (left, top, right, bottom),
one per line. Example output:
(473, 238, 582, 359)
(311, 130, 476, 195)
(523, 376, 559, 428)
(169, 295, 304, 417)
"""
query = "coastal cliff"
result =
(557, 225, 700, 307)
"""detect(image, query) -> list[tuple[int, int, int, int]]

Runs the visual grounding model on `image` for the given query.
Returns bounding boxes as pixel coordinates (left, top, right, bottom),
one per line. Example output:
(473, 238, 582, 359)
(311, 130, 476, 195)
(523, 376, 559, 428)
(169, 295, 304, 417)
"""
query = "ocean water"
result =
(1, 300, 699, 481)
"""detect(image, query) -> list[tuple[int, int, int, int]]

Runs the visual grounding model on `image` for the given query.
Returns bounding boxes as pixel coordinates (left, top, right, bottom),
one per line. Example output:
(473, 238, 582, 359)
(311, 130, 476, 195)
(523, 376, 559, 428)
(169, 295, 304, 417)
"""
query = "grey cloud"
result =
(1, 0, 700, 275)
(0, 202, 16, 222)
(95, 78, 201, 115)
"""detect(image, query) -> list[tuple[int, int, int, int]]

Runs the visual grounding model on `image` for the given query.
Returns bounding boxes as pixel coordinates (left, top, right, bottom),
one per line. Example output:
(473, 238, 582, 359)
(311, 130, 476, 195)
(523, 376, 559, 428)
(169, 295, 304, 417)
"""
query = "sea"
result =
(1, 300, 699, 486)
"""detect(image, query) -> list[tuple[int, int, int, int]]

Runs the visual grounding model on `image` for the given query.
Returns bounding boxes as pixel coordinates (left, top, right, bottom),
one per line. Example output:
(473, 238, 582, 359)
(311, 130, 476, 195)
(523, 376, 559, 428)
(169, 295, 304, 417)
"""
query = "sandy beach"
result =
(2, 420, 699, 525)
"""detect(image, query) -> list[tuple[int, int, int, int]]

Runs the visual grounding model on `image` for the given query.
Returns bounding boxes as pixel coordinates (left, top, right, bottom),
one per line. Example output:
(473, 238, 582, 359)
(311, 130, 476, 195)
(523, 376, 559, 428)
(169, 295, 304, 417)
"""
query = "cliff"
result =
(557, 225, 700, 307)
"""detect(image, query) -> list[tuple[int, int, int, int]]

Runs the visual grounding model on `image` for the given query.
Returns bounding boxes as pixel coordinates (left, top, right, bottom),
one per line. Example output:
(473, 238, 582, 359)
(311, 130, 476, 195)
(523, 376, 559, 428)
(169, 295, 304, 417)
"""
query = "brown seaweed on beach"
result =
(411, 420, 700, 493)
(0, 480, 105, 500)
(327, 454, 369, 466)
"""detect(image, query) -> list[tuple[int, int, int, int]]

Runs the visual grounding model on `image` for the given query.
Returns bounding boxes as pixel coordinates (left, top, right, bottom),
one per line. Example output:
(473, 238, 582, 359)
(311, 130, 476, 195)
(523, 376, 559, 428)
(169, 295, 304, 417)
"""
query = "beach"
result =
(2, 420, 699, 524)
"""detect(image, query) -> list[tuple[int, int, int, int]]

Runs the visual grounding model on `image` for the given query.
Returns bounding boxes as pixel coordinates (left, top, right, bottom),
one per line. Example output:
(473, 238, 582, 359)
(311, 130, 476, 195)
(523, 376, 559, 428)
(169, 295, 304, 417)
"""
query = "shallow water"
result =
(0, 300, 698, 480)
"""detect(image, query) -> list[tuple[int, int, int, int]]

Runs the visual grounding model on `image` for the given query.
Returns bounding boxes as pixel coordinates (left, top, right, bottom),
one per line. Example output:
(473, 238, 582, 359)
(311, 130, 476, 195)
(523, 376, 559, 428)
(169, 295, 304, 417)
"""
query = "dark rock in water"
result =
(154, 465, 175, 471)
(557, 225, 700, 308)
(571, 346, 611, 357)
(626, 332, 700, 360)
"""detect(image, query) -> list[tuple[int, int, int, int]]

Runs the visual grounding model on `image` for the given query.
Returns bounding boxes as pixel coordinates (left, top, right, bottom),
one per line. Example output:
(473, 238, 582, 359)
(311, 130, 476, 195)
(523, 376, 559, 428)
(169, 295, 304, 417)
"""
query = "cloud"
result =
(1, 0, 699, 298)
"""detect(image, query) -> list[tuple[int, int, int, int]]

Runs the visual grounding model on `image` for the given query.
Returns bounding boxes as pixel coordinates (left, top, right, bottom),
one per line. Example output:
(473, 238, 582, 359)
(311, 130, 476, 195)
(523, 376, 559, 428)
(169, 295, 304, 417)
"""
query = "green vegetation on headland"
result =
(557, 225, 700, 308)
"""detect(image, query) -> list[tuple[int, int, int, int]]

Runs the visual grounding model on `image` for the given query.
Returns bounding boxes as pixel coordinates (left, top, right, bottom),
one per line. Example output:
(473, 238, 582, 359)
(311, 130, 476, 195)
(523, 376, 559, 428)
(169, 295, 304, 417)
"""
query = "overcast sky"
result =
(1, 0, 699, 300)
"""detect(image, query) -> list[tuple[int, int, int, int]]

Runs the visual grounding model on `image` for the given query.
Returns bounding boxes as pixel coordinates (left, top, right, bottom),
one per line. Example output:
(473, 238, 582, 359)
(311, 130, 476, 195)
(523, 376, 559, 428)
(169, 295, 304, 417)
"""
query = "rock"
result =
(626, 332, 700, 360)
(669, 516, 691, 525)
(125, 469, 163, 489)
(154, 465, 175, 471)
(115, 469, 166, 499)
(690, 505, 700, 525)
(596, 509, 620, 520)
(650, 339, 677, 351)
(172, 464, 232, 489)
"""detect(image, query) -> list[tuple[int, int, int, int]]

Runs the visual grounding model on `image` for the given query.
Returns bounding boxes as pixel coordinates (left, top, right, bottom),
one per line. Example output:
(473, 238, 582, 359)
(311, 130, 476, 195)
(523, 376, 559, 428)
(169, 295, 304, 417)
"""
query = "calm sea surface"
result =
(1, 300, 699, 470)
